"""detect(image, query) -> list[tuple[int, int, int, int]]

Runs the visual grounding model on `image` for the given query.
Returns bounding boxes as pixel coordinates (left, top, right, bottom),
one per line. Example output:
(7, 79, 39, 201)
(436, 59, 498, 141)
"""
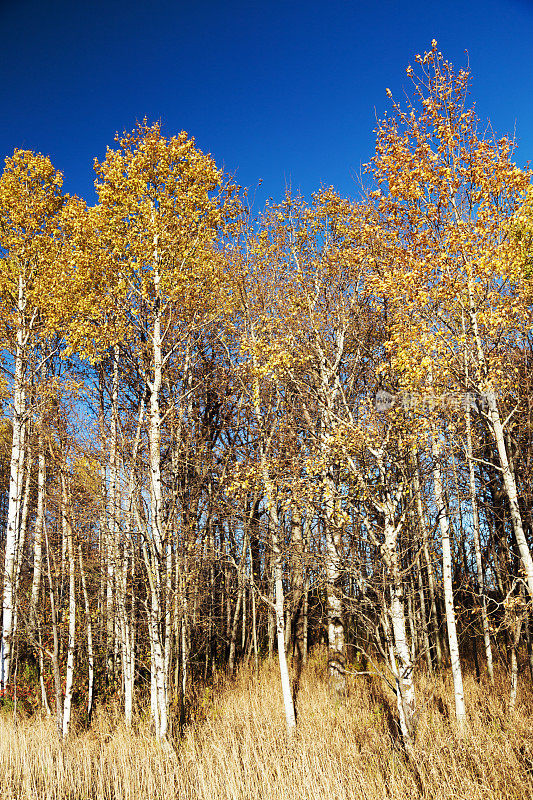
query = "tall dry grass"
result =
(1, 652, 532, 799)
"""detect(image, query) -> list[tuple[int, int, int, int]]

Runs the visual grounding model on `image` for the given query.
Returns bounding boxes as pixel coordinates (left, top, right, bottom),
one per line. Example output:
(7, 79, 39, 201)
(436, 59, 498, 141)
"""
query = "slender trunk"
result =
(117, 533, 134, 727)
(267, 552, 275, 660)
(135, 496, 166, 740)
(242, 582, 247, 652)
(163, 539, 173, 711)
(15, 449, 31, 591)
(106, 348, 119, 683)
(141, 519, 167, 741)
(1, 272, 27, 690)
(45, 522, 63, 739)
(302, 572, 309, 665)
(509, 612, 522, 714)
(324, 471, 346, 692)
(257, 457, 295, 732)
(121, 569, 134, 727)
(465, 401, 494, 684)
(228, 527, 248, 674)
(431, 432, 466, 732)
(120, 396, 144, 725)
(61, 474, 76, 738)
(272, 520, 296, 734)
(206, 524, 216, 679)
(412, 449, 443, 668)
(525, 616, 533, 682)
(30, 428, 46, 628)
(149, 579, 168, 739)
(302, 517, 310, 665)
(407, 578, 417, 662)
(489, 398, 533, 598)
(228, 584, 243, 675)
(149, 634, 158, 731)
(383, 510, 417, 744)
(416, 555, 433, 672)
(468, 292, 533, 600)
(37, 625, 51, 715)
(247, 301, 295, 732)
(180, 606, 188, 727)
(461, 311, 494, 683)
(97, 365, 107, 672)
(79, 543, 94, 723)
(146, 250, 168, 740)
(252, 582, 259, 673)
(290, 506, 305, 668)
(12, 451, 31, 642)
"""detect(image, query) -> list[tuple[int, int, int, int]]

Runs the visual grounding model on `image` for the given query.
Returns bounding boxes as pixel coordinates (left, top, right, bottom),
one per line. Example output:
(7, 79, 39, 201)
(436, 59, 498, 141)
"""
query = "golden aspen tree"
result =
(0, 150, 63, 692)
(366, 41, 533, 731)
(60, 120, 239, 740)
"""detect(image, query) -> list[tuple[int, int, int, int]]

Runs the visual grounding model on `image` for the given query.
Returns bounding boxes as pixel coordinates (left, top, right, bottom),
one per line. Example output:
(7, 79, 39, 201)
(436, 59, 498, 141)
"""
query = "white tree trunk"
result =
(137, 232, 170, 740)
(259, 474, 296, 734)
(44, 521, 63, 739)
(415, 554, 433, 672)
(318, 334, 346, 692)
(272, 521, 296, 735)
(431, 433, 467, 733)
(79, 543, 94, 722)
(383, 509, 417, 744)
(105, 347, 119, 681)
(118, 531, 135, 728)
(1, 272, 27, 691)
(467, 293, 533, 600)
(465, 402, 494, 683)
(37, 625, 51, 716)
(247, 297, 296, 734)
(146, 272, 169, 739)
(325, 507, 346, 690)
(61, 474, 76, 738)
(412, 449, 442, 667)
(142, 534, 168, 740)
(12, 451, 31, 642)
(120, 588, 134, 727)
(30, 428, 46, 629)
(487, 396, 533, 598)
(509, 614, 522, 714)
(120, 396, 144, 726)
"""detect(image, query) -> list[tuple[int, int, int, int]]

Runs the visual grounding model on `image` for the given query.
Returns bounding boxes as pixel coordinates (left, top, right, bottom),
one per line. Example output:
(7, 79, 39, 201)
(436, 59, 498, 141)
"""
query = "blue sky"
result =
(1, 0, 532, 208)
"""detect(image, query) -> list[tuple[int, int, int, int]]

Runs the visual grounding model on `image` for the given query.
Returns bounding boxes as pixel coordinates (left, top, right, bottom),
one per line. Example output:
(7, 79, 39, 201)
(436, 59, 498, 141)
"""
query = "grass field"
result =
(1, 652, 532, 799)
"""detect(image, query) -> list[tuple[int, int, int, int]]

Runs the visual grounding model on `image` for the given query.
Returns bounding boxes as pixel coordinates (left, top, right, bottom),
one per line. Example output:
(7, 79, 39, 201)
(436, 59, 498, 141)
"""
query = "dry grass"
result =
(1, 652, 533, 799)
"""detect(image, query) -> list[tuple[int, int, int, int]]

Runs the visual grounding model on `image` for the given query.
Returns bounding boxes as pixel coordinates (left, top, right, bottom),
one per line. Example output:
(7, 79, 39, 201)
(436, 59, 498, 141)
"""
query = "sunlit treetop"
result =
(0, 149, 64, 302)
(55, 120, 242, 359)
(361, 42, 532, 399)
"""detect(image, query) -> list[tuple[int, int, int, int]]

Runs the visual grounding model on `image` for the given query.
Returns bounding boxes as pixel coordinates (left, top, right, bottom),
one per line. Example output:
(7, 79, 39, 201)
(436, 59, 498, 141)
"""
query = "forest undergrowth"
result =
(1, 649, 532, 800)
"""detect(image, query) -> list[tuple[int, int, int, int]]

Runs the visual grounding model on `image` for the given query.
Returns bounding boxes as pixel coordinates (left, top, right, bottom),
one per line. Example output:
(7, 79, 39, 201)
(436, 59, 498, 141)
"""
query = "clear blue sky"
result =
(1, 0, 532, 208)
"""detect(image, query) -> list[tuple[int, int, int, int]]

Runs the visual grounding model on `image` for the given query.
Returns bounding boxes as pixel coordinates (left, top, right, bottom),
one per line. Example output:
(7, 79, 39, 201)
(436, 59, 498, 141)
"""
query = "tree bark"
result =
(412, 449, 443, 668)
(1, 271, 28, 690)
(79, 543, 94, 724)
(61, 473, 76, 738)
(383, 507, 417, 744)
(431, 432, 467, 733)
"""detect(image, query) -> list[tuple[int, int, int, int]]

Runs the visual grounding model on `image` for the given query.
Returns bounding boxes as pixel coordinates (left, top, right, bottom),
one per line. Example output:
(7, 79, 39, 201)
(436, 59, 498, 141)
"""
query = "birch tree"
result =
(89, 121, 239, 740)
(0, 150, 63, 690)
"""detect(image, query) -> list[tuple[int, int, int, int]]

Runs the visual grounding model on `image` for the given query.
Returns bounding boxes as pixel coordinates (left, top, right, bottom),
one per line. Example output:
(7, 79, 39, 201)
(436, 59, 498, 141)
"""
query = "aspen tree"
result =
(90, 121, 238, 739)
(0, 150, 63, 690)
(235, 190, 364, 692)
(370, 42, 532, 604)
(241, 301, 297, 735)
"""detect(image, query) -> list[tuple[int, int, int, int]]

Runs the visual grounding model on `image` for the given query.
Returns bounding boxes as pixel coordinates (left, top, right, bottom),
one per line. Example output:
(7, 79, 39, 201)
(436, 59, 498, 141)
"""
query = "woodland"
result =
(1, 43, 533, 799)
